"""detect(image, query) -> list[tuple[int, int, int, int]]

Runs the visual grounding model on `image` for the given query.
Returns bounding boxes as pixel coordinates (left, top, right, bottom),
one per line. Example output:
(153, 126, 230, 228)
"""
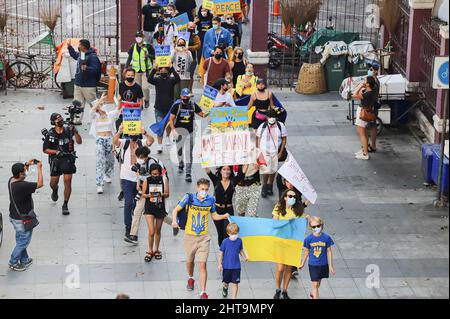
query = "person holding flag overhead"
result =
(154, 10, 179, 51)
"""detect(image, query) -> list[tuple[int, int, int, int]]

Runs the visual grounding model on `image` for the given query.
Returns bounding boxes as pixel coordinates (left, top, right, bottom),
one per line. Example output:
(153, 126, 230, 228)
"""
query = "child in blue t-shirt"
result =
(218, 223, 248, 299)
(300, 216, 336, 299)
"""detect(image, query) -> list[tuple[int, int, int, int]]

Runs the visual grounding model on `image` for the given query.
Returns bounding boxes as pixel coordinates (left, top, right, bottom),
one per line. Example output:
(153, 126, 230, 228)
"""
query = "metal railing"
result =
(390, 0, 410, 77)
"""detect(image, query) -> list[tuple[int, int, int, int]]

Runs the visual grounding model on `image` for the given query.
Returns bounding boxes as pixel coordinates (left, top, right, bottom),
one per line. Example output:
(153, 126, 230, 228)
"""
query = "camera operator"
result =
(43, 113, 82, 215)
(127, 146, 173, 244)
(113, 124, 154, 241)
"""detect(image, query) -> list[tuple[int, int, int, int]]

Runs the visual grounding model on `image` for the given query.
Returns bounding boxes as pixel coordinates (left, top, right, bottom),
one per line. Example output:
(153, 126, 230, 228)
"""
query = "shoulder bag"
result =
(8, 179, 39, 232)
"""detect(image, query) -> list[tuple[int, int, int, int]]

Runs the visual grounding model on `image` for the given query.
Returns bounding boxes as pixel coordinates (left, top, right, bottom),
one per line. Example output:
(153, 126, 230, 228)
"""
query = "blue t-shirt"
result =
(304, 232, 334, 266)
(220, 238, 243, 270)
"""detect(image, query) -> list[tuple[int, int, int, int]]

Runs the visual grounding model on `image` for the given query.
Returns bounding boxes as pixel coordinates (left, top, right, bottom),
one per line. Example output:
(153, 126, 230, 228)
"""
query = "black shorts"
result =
(144, 201, 167, 220)
(50, 157, 76, 177)
(309, 264, 329, 282)
(222, 269, 241, 284)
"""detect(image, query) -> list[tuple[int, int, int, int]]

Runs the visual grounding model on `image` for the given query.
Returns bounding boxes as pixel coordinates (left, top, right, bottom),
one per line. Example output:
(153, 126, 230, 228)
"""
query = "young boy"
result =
(218, 223, 248, 299)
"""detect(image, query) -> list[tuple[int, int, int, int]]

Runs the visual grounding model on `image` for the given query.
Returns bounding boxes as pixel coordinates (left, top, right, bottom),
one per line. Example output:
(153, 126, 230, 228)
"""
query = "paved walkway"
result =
(0, 87, 448, 299)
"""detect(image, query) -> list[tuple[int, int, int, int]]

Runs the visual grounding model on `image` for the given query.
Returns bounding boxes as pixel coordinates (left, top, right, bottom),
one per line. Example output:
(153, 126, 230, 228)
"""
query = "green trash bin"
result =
(62, 80, 74, 99)
(324, 55, 348, 91)
(351, 60, 369, 77)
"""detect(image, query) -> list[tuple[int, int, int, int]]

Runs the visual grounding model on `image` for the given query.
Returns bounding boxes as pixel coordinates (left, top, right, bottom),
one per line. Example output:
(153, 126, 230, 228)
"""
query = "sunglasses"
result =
(286, 195, 297, 199)
(311, 225, 321, 228)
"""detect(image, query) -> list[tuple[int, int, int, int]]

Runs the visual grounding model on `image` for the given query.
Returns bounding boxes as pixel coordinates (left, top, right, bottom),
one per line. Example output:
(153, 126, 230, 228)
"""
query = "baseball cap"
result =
(180, 88, 193, 97)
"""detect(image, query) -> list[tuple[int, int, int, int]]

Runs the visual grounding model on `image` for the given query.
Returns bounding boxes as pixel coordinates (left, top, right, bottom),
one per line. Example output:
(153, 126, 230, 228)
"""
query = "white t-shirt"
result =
(257, 121, 287, 153)
(214, 92, 236, 107)
(119, 138, 148, 182)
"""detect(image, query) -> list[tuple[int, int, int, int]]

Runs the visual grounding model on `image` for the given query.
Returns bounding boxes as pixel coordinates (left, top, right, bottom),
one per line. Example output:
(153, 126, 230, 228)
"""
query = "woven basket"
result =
(295, 62, 327, 95)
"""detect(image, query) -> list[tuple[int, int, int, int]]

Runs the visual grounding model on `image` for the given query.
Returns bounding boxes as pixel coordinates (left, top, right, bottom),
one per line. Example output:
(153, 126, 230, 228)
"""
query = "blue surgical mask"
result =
(367, 70, 374, 77)
(287, 197, 296, 206)
(199, 190, 208, 198)
(213, 25, 219, 30)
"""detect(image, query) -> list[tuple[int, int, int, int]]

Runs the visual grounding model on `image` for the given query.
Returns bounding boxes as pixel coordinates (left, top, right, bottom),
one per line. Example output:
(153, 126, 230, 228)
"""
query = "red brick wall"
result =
(120, 0, 141, 52)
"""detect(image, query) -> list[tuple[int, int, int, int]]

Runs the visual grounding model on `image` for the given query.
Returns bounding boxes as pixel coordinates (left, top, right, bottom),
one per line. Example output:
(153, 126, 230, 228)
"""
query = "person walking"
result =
(141, 0, 162, 44)
(154, 10, 179, 51)
(202, 17, 233, 60)
(235, 164, 262, 217)
(213, 78, 236, 107)
(89, 94, 120, 194)
(125, 31, 152, 109)
(229, 47, 248, 87)
(300, 216, 336, 299)
(248, 79, 274, 130)
(202, 46, 231, 88)
(169, 88, 208, 183)
(221, 14, 240, 48)
(7, 160, 43, 271)
(195, 6, 213, 62)
(186, 22, 201, 91)
(173, 37, 194, 99)
(235, 64, 258, 98)
(67, 39, 101, 124)
(272, 189, 309, 299)
(171, 178, 230, 299)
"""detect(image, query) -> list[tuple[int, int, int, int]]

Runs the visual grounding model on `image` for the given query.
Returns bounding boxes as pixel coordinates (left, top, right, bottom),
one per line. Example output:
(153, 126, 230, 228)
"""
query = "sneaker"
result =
(173, 227, 179, 236)
(51, 188, 59, 202)
(185, 174, 192, 183)
(118, 191, 124, 201)
(291, 269, 299, 278)
(62, 204, 70, 216)
(354, 149, 364, 156)
(178, 166, 184, 174)
(22, 258, 33, 268)
(187, 278, 195, 291)
(124, 235, 138, 245)
(355, 153, 369, 160)
(222, 286, 228, 298)
(273, 289, 281, 299)
(9, 263, 26, 272)
(97, 186, 104, 194)
(267, 185, 274, 196)
(200, 292, 209, 299)
(261, 185, 268, 198)
(157, 144, 163, 154)
(144, 101, 150, 109)
(281, 291, 290, 299)
(104, 176, 112, 184)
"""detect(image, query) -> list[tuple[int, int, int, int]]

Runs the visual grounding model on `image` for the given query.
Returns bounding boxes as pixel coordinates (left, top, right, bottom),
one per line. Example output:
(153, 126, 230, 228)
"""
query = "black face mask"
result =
(148, 175, 163, 184)
(223, 87, 229, 92)
(181, 98, 190, 104)
(160, 73, 169, 78)
(126, 77, 135, 83)
(131, 135, 140, 142)
(257, 87, 266, 92)
(237, 53, 243, 59)
(214, 53, 222, 60)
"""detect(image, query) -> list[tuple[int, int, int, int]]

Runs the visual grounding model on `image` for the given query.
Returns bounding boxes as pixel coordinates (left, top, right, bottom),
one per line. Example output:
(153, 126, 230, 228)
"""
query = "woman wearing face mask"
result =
(235, 64, 258, 98)
(300, 216, 336, 299)
(248, 79, 274, 131)
(221, 14, 241, 48)
(195, 7, 213, 62)
(141, 164, 170, 262)
(204, 166, 244, 246)
(186, 22, 201, 90)
(272, 190, 309, 299)
(230, 47, 248, 87)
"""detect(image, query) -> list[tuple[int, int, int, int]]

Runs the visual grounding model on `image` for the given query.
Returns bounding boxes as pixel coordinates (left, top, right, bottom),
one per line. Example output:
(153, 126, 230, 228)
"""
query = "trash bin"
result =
(431, 146, 449, 194)
(324, 55, 348, 91)
(351, 60, 369, 77)
(62, 80, 74, 99)
(422, 144, 440, 183)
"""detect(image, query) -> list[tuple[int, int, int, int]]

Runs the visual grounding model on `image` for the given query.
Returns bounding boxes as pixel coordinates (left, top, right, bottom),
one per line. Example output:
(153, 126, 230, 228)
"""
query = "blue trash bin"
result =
(422, 144, 440, 183)
(431, 146, 449, 194)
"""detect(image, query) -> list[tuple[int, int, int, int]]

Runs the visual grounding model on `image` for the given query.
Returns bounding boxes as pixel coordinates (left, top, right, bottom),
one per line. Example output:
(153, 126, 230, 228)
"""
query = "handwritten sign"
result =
(210, 106, 249, 133)
(214, 0, 241, 15)
(278, 151, 317, 204)
(171, 13, 190, 31)
(201, 131, 254, 167)
(178, 32, 191, 47)
(122, 107, 142, 136)
(155, 45, 171, 68)
(198, 85, 219, 112)
(203, 0, 215, 11)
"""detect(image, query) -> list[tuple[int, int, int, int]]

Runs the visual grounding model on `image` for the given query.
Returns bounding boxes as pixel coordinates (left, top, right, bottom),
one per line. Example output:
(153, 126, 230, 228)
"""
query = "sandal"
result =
(154, 251, 162, 260)
(144, 252, 153, 263)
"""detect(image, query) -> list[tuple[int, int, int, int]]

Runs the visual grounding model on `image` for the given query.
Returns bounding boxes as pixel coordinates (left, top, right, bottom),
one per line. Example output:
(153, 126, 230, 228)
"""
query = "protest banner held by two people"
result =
(121, 102, 142, 136)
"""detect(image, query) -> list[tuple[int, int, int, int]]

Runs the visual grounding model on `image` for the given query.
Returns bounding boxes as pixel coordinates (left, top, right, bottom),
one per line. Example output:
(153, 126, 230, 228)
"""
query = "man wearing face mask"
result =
(126, 32, 153, 109)
(154, 10, 178, 51)
(202, 17, 233, 61)
(213, 78, 236, 107)
(221, 15, 240, 48)
(169, 88, 208, 183)
(67, 39, 101, 125)
(148, 64, 181, 153)
(7, 161, 43, 271)
(202, 46, 231, 88)
(141, 0, 162, 44)
(186, 22, 201, 90)
(43, 113, 82, 216)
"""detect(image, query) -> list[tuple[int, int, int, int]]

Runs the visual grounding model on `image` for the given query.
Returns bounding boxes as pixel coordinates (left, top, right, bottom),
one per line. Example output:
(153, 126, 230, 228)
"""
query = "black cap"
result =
(256, 78, 267, 86)
(136, 31, 144, 37)
(72, 100, 82, 107)
(11, 162, 25, 178)
(79, 39, 91, 49)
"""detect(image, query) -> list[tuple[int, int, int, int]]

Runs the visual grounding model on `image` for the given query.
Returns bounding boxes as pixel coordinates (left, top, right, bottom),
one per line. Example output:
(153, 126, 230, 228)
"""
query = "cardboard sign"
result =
(214, 0, 241, 15)
(198, 85, 219, 112)
(201, 131, 254, 167)
(171, 12, 190, 31)
(155, 45, 171, 68)
(210, 106, 249, 133)
(177, 32, 191, 47)
(203, 0, 215, 11)
(122, 107, 142, 136)
(278, 151, 318, 204)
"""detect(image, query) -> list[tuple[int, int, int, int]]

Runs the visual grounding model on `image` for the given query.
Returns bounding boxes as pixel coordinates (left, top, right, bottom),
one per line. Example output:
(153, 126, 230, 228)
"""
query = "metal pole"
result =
(436, 90, 449, 207)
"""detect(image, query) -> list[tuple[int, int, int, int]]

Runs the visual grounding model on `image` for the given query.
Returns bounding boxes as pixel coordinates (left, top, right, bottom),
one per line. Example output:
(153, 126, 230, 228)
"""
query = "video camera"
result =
(131, 163, 149, 177)
(41, 128, 78, 160)
(66, 100, 84, 124)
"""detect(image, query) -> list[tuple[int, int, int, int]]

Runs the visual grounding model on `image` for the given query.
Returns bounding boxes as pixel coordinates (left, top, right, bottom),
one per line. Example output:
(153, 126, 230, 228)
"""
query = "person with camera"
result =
(90, 94, 120, 194)
(113, 125, 154, 241)
(8, 160, 43, 271)
(67, 39, 102, 125)
(43, 113, 82, 215)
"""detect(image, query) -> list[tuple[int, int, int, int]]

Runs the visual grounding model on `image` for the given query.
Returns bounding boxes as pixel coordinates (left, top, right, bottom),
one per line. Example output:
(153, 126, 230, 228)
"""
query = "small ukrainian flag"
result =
(229, 216, 307, 268)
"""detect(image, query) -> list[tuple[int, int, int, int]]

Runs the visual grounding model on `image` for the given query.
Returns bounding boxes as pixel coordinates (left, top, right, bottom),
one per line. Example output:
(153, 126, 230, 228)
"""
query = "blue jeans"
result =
(121, 179, 138, 232)
(9, 218, 33, 265)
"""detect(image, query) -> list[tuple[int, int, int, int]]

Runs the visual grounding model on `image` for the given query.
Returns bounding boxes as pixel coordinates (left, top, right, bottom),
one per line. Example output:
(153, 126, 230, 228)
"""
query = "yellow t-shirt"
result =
(272, 206, 300, 221)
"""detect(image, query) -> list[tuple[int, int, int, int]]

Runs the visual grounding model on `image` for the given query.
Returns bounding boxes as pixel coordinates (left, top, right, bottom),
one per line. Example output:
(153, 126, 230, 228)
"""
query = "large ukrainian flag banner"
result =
(229, 216, 307, 267)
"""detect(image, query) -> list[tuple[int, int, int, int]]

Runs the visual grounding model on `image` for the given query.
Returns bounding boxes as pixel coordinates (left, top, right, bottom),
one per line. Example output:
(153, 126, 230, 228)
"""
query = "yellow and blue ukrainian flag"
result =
(229, 216, 307, 267)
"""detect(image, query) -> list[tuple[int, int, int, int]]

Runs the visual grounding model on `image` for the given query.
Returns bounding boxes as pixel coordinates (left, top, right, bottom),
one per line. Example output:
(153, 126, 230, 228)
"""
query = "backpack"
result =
(177, 193, 193, 231)
(260, 121, 288, 162)
(117, 139, 143, 164)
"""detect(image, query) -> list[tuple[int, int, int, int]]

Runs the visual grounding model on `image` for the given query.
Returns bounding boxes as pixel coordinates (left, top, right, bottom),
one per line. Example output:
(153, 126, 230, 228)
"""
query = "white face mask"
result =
(201, 11, 208, 17)
(312, 226, 322, 234)
(268, 118, 277, 125)
(229, 234, 238, 241)
(136, 37, 143, 43)
(137, 159, 145, 165)
(287, 197, 296, 206)
(199, 190, 208, 198)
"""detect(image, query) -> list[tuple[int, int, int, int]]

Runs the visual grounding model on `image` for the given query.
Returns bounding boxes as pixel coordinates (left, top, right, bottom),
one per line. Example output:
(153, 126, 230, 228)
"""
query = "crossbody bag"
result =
(8, 179, 39, 232)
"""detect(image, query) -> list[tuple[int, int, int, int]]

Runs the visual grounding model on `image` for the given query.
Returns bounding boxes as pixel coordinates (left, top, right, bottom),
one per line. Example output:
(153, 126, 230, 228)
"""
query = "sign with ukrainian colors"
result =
(155, 45, 171, 68)
(198, 85, 219, 112)
(122, 106, 142, 136)
(157, 0, 169, 7)
(210, 106, 249, 133)
(214, 0, 241, 15)
(203, 0, 215, 11)
(171, 12, 190, 31)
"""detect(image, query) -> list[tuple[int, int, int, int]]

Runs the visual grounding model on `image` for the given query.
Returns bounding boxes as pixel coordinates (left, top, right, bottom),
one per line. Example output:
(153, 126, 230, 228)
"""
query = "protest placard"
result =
(278, 151, 318, 204)
(157, 0, 169, 7)
(155, 45, 171, 68)
(178, 32, 191, 47)
(201, 131, 254, 167)
(210, 106, 249, 133)
(203, 0, 215, 11)
(198, 85, 219, 112)
(214, 0, 241, 15)
(171, 13, 189, 31)
(122, 107, 142, 136)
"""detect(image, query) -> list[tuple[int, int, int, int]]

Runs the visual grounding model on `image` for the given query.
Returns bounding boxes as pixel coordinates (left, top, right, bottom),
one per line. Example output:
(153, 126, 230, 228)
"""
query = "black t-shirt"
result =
(142, 3, 162, 32)
(119, 82, 144, 103)
(222, 22, 240, 47)
(361, 89, 377, 109)
(175, 0, 196, 21)
(9, 179, 37, 220)
(171, 101, 202, 133)
(42, 127, 74, 159)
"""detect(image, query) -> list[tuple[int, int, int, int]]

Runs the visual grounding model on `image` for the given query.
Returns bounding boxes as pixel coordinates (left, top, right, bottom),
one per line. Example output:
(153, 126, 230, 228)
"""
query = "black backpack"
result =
(117, 139, 143, 164)
(177, 193, 193, 231)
